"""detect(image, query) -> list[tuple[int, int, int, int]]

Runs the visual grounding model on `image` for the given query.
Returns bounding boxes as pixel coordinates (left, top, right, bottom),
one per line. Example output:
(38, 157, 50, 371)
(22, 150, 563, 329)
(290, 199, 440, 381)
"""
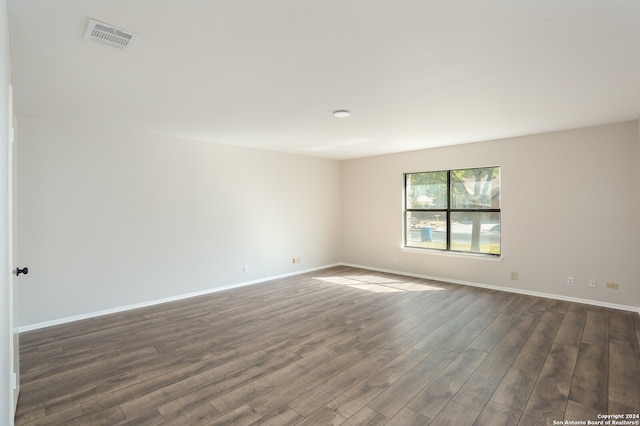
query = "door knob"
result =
(16, 267, 28, 276)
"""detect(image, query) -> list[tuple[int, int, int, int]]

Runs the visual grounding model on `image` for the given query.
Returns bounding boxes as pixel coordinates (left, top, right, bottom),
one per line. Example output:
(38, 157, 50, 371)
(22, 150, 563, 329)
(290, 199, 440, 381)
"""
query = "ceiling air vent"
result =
(84, 19, 138, 51)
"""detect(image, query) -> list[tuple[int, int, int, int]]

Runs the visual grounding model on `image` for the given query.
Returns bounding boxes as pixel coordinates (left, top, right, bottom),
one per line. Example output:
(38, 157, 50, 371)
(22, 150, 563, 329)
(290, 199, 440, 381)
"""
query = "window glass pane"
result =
(450, 167, 500, 209)
(405, 211, 447, 250)
(450, 212, 501, 255)
(406, 171, 448, 209)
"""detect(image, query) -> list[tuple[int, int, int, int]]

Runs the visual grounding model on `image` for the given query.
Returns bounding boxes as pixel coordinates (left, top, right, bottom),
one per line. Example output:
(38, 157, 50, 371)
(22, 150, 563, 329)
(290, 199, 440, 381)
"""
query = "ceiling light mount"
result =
(333, 110, 351, 118)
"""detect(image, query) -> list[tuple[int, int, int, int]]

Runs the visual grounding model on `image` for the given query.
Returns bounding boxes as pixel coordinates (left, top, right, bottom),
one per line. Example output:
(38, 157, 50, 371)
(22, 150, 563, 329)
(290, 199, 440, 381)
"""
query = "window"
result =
(404, 166, 501, 255)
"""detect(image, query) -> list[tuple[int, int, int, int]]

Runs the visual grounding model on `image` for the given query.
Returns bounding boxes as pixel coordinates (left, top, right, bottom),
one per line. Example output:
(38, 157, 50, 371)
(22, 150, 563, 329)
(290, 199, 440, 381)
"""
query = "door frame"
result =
(8, 82, 18, 416)
(2, 0, 18, 420)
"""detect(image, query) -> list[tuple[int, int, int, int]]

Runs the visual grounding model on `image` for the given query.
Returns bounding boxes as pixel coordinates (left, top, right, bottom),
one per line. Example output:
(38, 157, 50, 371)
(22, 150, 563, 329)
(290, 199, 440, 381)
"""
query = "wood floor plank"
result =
(249, 405, 303, 426)
(385, 407, 431, 426)
(610, 310, 640, 354)
(498, 310, 543, 348)
(474, 400, 521, 426)
(429, 399, 481, 426)
(554, 309, 587, 347)
(490, 367, 537, 412)
(384, 312, 451, 353)
(406, 347, 486, 418)
(511, 340, 552, 376)
(13, 266, 640, 426)
(68, 406, 126, 426)
(526, 310, 564, 347)
(218, 346, 363, 414)
(158, 401, 220, 426)
(40, 347, 168, 415)
(365, 347, 459, 418)
(608, 342, 640, 411)
(529, 343, 580, 405)
(451, 340, 521, 411)
(293, 407, 344, 426)
(411, 314, 474, 353)
(565, 399, 603, 424)
(467, 312, 517, 353)
(568, 342, 608, 411)
(582, 308, 609, 348)
(340, 407, 388, 426)
(121, 350, 297, 419)
(270, 347, 399, 417)
(79, 348, 249, 418)
(490, 322, 557, 413)
(17, 404, 84, 426)
(111, 408, 164, 426)
(440, 312, 496, 352)
(518, 399, 566, 426)
(325, 348, 428, 419)
(202, 404, 261, 426)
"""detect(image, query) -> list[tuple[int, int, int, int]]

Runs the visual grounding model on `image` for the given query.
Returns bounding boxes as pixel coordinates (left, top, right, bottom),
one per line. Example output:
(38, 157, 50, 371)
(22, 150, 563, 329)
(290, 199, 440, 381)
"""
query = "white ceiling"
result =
(8, 0, 640, 160)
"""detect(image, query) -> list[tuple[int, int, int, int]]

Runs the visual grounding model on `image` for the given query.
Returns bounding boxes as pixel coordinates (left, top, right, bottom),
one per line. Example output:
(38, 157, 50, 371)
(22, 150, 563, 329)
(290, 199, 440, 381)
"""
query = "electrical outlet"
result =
(243, 265, 249, 274)
(292, 257, 301, 264)
(393, 256, 398, 264)
(606, 282, 619, 289)
(510, 271, 518, 280)
(566, 276, 574, 286)
(588, 278, 597, 288)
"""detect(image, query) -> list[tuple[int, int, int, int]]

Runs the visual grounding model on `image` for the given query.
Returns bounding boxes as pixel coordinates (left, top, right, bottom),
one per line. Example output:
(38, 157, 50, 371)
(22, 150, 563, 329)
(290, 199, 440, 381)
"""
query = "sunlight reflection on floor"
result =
(314, 275, 445, 293)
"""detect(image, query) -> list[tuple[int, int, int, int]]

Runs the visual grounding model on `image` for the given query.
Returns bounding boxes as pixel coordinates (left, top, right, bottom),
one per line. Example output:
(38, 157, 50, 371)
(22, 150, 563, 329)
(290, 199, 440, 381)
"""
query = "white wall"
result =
(16, 116, 341, 327)
(341, 121, 640, 310)
(14, 115, 640, 328)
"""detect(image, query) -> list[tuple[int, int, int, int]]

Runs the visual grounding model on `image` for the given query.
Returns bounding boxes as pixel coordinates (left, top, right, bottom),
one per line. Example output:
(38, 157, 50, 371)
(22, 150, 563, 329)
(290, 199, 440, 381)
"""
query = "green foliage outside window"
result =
(405, 166, 500, 255)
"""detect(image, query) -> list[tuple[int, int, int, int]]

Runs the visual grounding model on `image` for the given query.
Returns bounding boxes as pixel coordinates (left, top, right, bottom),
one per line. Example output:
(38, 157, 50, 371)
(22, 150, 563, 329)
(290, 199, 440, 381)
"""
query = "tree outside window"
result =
(405, 166, 500, 255)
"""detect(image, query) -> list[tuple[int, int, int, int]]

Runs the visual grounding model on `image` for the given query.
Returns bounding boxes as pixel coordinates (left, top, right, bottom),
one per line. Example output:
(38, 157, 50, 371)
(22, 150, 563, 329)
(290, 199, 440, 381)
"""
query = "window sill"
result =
(401, 246, 503, 261)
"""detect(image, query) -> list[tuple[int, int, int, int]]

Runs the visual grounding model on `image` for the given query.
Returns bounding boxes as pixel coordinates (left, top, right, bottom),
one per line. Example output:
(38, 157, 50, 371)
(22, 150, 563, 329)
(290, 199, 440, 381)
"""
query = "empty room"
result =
(1, 1, 639, 425)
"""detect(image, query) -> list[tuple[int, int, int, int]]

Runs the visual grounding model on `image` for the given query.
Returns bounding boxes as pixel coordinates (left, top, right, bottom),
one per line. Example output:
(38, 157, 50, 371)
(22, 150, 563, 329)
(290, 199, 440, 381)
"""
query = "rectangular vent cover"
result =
(84, 19, 138, 51)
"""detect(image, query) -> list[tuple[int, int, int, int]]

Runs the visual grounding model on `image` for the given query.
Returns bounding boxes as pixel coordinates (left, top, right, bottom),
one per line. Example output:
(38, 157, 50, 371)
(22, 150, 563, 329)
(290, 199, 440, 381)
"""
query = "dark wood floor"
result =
(14, 266, 640, 425)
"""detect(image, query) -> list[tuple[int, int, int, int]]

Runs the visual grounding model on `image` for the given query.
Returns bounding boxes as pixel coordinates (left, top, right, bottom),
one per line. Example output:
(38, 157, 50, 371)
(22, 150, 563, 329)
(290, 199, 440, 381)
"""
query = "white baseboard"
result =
(16, 263, 341, 333)
(16, 261, 638, 333)
(341, 262, 640, 314)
